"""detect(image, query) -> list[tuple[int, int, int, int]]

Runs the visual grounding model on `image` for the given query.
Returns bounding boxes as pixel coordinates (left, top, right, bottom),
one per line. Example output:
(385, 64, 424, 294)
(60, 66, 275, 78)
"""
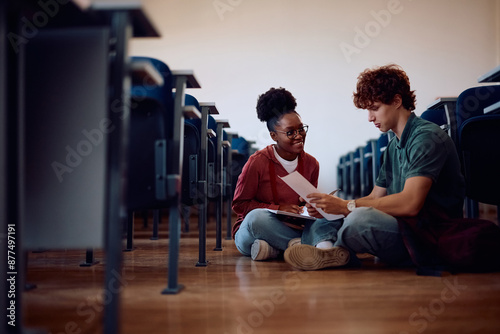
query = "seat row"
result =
(337, 65, 500, 222)
(129, 56, 257, 289)
(84, 56, 253, 293)
(337, 131, 395, 201)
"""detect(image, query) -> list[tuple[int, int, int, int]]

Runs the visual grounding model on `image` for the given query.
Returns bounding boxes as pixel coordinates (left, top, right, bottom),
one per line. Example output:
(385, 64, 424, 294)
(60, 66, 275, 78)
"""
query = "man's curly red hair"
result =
(353, 64, 416, 111)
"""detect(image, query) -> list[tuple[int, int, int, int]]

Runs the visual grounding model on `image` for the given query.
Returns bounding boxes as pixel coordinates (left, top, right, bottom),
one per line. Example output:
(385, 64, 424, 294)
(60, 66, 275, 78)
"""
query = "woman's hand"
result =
(278, 204, 304, 214)
(299, 196, 323, 218)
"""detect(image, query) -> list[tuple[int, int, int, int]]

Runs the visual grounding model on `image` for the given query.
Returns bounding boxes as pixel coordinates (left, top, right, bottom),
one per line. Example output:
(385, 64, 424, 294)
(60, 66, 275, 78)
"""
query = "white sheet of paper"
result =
(279, 171, 344, 221)
(266, 209, 316, 221)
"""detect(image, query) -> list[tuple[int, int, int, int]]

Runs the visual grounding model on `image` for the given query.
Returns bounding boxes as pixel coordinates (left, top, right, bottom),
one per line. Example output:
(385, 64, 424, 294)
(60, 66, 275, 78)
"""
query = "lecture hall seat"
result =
(455, 85, 500, 218)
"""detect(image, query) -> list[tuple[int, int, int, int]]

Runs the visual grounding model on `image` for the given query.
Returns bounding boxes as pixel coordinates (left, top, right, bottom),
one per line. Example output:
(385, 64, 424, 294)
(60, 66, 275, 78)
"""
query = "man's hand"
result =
(303, 202, 323, 218)
(307, 193, 349, 216)
(299, 195, 344, 218)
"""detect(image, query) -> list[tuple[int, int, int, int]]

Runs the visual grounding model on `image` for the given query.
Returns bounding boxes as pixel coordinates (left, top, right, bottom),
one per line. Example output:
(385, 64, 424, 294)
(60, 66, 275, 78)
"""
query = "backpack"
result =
(396, 204, 500, 274)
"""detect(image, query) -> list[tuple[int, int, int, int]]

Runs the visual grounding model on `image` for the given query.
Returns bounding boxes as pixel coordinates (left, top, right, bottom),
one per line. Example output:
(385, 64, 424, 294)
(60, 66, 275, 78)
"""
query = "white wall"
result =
(130, 0, 500, 191)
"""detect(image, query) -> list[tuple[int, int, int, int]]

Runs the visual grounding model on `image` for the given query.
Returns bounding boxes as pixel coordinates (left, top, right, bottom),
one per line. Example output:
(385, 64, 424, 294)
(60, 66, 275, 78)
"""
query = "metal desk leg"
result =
(196, 107, 210, 266)
(214, 123, 224, 251)
(103, 10, 131, 334)
(162, 74, 188, 293)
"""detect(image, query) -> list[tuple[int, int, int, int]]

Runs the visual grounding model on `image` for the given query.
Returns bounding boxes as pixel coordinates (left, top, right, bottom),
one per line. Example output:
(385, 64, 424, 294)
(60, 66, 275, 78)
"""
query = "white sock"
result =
(315, 240, 334, 249)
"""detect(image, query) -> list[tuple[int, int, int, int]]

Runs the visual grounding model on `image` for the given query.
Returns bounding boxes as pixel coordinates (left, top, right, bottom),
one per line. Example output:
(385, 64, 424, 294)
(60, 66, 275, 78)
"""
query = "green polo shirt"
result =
(376, 113, 465, 218)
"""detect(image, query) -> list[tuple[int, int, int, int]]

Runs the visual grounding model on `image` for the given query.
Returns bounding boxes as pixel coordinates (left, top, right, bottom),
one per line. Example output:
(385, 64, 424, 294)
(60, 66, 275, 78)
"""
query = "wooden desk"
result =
(163, 71, 201, 294)
(478, 64, 500, 83)
(214, 119, 230, 251)
(214, 119, 231, 251)
(196, 103, 219, 266)
(484, 100, 500, 114)
(1, 1, 159, 333)
(426, 97, 458, 143)
(478, 65, 500, 114)
(426, 97, 457, 109)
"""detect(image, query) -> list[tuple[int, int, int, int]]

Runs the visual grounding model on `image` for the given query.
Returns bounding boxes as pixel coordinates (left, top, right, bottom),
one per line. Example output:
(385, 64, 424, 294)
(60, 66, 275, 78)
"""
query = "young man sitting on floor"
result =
(284, 64, 465, 271)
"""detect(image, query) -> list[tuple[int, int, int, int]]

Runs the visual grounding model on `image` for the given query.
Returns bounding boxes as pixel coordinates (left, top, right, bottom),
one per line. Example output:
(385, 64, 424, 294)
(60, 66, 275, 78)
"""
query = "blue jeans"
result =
(234, 209, 303, 256)
(302, 207, 411, 266)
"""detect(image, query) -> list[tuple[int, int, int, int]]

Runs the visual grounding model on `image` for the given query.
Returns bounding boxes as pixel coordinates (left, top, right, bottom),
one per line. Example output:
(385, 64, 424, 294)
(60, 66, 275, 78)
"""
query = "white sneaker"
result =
(251, 239, 280, 261)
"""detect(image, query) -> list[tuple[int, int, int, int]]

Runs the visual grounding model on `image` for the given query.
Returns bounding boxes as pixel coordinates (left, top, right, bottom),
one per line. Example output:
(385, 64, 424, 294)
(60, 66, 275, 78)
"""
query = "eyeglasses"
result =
(274, 125, 309, 139)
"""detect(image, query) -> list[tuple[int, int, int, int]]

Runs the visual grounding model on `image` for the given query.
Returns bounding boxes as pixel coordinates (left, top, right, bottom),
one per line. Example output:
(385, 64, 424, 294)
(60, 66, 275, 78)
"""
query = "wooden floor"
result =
(24, 208, 500, 334)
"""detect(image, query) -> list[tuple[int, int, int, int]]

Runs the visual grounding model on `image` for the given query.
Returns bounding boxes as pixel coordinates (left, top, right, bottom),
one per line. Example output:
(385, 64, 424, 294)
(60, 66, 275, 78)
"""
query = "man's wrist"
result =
(346, 199, 356, 214)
